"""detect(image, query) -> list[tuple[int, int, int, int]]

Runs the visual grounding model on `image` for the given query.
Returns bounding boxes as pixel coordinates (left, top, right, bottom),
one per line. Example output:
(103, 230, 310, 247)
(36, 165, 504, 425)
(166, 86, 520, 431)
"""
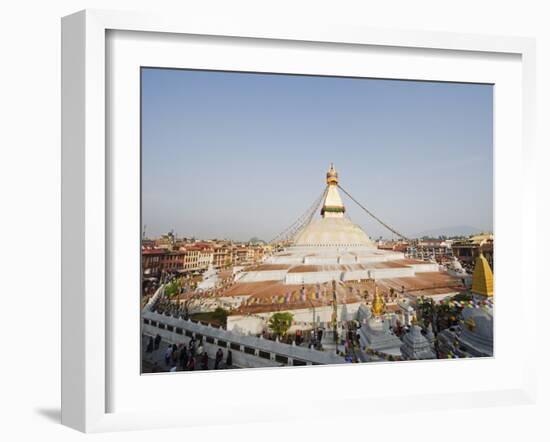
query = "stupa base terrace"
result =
(238, 246, 439, 285)
(216, 263, 463, 335)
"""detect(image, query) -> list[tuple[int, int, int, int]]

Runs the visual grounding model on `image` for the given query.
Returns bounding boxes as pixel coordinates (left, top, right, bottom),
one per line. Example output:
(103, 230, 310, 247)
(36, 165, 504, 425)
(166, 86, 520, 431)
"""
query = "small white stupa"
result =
(357, 288, 402, 356)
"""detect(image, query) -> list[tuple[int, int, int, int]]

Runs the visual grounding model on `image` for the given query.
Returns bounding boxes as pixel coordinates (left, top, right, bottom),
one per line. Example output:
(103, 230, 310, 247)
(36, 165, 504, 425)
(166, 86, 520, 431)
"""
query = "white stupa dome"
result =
(291, 165, 375, 247)
(294, 217, 375, 247)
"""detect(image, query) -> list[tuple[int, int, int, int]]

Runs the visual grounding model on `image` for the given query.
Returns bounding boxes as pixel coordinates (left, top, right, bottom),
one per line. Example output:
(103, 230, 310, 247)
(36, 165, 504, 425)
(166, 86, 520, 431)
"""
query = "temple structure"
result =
(400, 323, 436, 360)
(437, 307, 494, 358)
(235, 165, 457, 288)
(471, 253, 494, 299)
(185, 165, 465, 335)
(357, 290, 402, 356)
(437, 253, 494, 358)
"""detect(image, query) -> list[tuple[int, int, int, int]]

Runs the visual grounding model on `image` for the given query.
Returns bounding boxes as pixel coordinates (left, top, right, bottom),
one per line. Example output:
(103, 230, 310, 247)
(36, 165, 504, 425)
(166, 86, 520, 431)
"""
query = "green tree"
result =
(452, 292, 473, 303)
(268, 312, 294, 338)
(416, 297, 434, 329)
(212, 307, 229, 327)
(164, 281, 178, 298)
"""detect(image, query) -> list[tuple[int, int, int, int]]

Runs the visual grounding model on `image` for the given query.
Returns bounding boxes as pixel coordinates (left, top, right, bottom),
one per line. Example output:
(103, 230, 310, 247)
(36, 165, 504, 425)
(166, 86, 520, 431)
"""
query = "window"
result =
(275, 354, 288, 364)
(293, 359, 307, 366)
(217, 340, 227, 348)
(244, 346, 255, 355)
(230, 342, 241, 351)
(206, 336, 215, 344)
(175, 327, 183, 335)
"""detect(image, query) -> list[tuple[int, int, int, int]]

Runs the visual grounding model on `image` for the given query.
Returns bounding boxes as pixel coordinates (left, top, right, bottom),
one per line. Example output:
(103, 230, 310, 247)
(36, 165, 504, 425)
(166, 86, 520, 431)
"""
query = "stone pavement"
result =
(141, 334, 234, 373)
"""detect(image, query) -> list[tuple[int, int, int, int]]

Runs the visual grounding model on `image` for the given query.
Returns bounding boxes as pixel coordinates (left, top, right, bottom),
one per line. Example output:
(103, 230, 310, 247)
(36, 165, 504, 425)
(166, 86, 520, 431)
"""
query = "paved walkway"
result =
(141, 334, 234, 373)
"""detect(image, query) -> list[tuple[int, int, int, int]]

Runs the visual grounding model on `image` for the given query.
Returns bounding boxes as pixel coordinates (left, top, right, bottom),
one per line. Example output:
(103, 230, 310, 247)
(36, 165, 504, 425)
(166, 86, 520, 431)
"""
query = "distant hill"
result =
(415, 225, 488, 239)
(248, 237, 266, 244)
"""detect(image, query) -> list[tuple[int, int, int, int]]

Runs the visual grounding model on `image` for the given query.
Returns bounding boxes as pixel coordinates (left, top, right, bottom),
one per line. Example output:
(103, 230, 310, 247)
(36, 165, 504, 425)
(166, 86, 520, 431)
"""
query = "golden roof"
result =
(471, 253, 493, 297)
(371, 286, 386, 317)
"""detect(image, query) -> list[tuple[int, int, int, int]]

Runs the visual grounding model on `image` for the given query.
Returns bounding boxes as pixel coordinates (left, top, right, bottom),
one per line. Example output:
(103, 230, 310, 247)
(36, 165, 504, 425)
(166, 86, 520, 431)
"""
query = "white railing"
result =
(142, 310, 346, 367)
(143, 284, 165, 312)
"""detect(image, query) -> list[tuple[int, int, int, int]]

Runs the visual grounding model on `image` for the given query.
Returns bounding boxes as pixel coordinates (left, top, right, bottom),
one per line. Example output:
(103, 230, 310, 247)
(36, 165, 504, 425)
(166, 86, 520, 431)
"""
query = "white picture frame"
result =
(61, 9, 537, 433)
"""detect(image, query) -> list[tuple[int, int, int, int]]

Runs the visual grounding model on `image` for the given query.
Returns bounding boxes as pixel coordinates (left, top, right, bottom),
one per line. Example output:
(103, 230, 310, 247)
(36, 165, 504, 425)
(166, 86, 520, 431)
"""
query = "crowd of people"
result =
(145, 334, 233, 373)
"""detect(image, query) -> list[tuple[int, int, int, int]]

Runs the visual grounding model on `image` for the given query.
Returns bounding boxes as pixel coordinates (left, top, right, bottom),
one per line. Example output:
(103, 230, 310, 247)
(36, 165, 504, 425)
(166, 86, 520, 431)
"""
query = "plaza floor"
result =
(141, 334, 236, 373)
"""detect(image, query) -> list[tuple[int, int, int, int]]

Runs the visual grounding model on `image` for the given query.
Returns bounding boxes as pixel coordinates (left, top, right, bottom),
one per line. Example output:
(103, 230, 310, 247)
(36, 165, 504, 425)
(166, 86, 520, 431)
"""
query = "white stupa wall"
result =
(337, 254, 358, 264)
(266, 255, 305, 265)
(265, 247, 406, 267)
(227, 315, 265, 335)
(237, 270, 289, 283)
(368, 267, 415, 279)
(285, 270, 343, 285)
(227, 302, 363, 335)
(237, 264, 437, 286)
(356, 252, 406, 264)
(405, 262, 439, 273)
(304, 256, 340, 265)
(342, 270, 370, 281)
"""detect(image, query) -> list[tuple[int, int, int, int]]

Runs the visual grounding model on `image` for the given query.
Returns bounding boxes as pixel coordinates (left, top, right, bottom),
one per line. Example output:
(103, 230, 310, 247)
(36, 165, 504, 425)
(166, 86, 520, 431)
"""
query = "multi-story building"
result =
(233, 245, 253, 265)
(252, 245, 267, 262)
(143, 238, 269, 278)
(406, 239, 452, 262)
(142, 243, 211, 279)
(377, 240, 410, 253)
(142, 248, 165, 278)
(195, 243, 214, 269)
(451, 234, 493, 268)
(180, 247, 200, 272)
(213, 245, 232, 268)
(178, 243, 214, 272)
(159, 250, 186, 273)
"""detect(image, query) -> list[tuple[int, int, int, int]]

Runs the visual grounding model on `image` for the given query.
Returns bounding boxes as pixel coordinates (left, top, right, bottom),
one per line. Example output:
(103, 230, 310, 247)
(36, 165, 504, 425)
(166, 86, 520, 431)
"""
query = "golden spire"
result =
(326, 163, 339, 185)
(321, 164, 345, 217)
(371, 285, 386, 317)
(471, 253, 493, 297)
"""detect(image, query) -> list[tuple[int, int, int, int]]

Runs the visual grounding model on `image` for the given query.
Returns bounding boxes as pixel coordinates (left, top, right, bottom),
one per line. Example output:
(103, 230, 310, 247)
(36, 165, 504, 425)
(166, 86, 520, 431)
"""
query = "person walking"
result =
(226, 350, 233, 368)
(164, 345, 172, 366)
(200, 351, 209, 370)
(187, 356, 195, 371)
(154, 333, 161, 350)
(214, 348, 223, 369)
(146, 336, 154, 353)
(179, 345, 188, 369)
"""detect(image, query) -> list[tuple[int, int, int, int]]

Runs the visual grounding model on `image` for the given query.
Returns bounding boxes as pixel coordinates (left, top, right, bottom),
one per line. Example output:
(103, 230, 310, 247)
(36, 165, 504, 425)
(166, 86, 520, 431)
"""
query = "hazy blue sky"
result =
(141, 68, 493, 241)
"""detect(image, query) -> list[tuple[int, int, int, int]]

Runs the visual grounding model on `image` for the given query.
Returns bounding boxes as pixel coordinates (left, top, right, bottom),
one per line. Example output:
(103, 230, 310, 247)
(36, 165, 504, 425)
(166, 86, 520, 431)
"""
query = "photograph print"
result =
(141, 68, 494, 373)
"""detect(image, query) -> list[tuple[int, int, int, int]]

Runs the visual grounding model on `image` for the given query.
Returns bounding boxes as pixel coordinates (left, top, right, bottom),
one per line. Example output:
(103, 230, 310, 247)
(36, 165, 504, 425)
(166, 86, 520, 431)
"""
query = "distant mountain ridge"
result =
(415, 225, 489, 238)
